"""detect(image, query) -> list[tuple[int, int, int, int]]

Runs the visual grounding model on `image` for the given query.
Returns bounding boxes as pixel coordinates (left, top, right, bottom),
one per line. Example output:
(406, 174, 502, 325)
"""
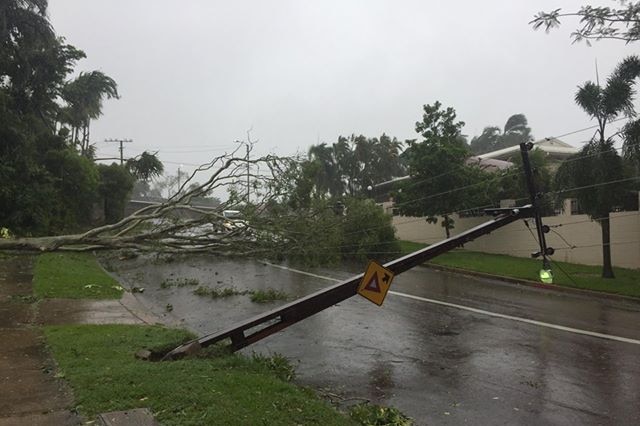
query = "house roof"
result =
(372, 138, 576, 191)
(466, 156, 513, 171)
(477, 137, 578, 161)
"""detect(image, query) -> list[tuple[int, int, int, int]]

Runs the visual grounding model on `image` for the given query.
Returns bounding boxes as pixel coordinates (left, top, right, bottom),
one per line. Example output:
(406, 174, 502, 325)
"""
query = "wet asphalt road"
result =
(108, 255, 640, 425)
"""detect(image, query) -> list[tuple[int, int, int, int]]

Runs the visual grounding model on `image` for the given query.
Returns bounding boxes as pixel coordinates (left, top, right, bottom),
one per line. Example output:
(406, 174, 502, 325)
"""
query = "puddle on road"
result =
(102, 253, 335, 332)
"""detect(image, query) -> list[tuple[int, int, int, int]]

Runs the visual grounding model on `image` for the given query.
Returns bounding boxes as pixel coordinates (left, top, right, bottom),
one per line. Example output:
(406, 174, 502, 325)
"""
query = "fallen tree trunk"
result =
(0, 149, 295, 255)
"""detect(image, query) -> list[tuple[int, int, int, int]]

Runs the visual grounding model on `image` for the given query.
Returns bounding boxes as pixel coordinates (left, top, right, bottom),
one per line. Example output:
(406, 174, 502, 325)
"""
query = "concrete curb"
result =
(93, 253, 166, 326)
(422, 263, 640, 304)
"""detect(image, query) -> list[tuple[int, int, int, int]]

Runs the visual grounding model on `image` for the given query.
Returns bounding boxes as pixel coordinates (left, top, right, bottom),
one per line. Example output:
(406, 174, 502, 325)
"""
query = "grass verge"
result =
(399, 241, 640, 298)
(44, 324, 356, 426)
(34, 252, 123, 299)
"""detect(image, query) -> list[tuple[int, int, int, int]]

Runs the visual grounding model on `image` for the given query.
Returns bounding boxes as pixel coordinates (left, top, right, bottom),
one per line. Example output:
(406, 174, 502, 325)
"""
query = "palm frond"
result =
(611, 55, 640, 82)
(602, 76, 635, 117)
(574, 81, 602, 118)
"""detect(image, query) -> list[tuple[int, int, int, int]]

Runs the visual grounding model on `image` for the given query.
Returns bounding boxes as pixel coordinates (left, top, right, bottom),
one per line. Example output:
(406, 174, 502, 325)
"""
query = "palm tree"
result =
(61, 71, 119, 155)
(470, 114, 533, 154)
(126, 151, 164, 181)
(308, 143, 340, 197)
(556, 55, 640, 278)
(375, 133, 404, 182)
(332, 136, 353, 196)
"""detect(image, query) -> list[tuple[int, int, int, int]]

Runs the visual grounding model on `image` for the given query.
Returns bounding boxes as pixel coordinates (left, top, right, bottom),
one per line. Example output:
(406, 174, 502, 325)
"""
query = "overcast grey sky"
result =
(49, 1, 639, 177)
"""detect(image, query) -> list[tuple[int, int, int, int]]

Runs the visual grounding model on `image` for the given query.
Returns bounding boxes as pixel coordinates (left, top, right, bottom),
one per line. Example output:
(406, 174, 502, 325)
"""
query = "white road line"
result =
(264, 262, 640, 346)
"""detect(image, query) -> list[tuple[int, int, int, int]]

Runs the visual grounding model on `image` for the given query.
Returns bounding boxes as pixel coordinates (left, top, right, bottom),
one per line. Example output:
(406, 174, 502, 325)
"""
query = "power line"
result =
(549, 116, 630, 141)
(551, 175, 640, 197)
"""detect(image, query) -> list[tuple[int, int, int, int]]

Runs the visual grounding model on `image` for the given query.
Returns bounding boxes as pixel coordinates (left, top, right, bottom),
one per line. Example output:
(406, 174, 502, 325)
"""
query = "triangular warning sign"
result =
(357, 260, 395, 306)
(364, 274, 381, 293)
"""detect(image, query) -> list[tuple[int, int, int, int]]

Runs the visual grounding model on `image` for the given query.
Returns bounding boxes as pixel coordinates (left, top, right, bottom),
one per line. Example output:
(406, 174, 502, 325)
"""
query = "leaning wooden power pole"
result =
(105, 138, 133, 165)
(519, 142, 554, 282)
(163, 144, 552, 359)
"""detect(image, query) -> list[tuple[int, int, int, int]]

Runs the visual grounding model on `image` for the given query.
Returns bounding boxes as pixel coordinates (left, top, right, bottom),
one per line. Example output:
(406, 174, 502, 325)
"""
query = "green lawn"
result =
(45, 324, 356, 426)
(34, 252, 123, 299)
(398, 241, 640, 298)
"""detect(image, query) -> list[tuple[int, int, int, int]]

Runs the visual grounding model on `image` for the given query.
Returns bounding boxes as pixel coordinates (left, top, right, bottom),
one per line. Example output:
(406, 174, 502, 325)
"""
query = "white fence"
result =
(391, 207, 640, 270)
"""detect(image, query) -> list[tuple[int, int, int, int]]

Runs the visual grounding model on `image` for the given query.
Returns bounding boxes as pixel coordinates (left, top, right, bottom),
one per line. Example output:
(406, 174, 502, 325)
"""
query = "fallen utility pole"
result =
(164, 206, 533, 359)
(163, 144, 549, 359)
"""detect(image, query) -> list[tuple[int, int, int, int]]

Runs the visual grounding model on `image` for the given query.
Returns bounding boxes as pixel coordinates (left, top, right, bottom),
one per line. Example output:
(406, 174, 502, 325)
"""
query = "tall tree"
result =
(531, 1, 640, 44)
(0, 0, 120, 235)
(396, 102, 493, 237)
(555, 56, 640, 278)
(0, 0, 85, 124)
(60, 71, 119, 155)
(308, 143, 342, 197)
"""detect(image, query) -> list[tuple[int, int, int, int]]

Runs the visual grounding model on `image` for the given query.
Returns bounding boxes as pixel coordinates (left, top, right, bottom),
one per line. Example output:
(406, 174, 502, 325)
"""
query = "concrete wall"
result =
(392, 208, 640, 269)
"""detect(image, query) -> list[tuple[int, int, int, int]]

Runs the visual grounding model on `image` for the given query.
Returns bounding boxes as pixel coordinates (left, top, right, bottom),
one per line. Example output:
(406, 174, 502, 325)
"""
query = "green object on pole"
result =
(539, 269, 553, 284)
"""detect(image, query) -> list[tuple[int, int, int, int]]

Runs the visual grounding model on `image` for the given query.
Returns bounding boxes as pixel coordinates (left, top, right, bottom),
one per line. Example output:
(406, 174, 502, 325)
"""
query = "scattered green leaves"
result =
(192, 286, 249, 298)
(160, 277, 200, 289)
(250, 288, 289, 303)
(349, 403, 413, 426)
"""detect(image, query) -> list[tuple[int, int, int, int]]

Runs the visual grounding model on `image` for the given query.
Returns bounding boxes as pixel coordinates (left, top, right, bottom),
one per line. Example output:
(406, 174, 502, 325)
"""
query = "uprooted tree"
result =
(0, 147, 283, 254)
(0, 145, 399, 264)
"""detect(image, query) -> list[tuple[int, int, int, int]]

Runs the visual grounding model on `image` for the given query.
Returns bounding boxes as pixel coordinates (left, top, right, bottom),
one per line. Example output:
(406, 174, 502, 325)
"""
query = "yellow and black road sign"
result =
(357, 260, 395, 306)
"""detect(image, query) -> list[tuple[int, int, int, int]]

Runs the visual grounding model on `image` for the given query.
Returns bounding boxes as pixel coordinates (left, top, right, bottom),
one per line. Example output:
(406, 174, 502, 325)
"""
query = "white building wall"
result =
(393, 210, 640, 269)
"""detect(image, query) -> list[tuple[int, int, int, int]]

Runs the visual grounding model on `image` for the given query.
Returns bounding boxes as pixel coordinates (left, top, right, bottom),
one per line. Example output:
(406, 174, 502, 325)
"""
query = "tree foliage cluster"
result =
(265, 196, 399, 265)
(266, 133, 404, 262)
(469, 114, 534, 155)
(305, 134, 405, 198)
(0, 1, 154, 236)
(260, 154, 398, 263)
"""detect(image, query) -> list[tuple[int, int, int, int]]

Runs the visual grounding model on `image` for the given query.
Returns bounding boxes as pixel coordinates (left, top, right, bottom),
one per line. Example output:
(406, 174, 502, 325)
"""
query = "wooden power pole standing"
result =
(105, 138, 133, 165)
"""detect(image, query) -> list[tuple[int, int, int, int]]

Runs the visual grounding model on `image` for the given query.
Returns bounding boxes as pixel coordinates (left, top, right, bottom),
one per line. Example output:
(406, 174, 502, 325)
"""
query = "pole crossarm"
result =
(163, 205, 533, 360)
